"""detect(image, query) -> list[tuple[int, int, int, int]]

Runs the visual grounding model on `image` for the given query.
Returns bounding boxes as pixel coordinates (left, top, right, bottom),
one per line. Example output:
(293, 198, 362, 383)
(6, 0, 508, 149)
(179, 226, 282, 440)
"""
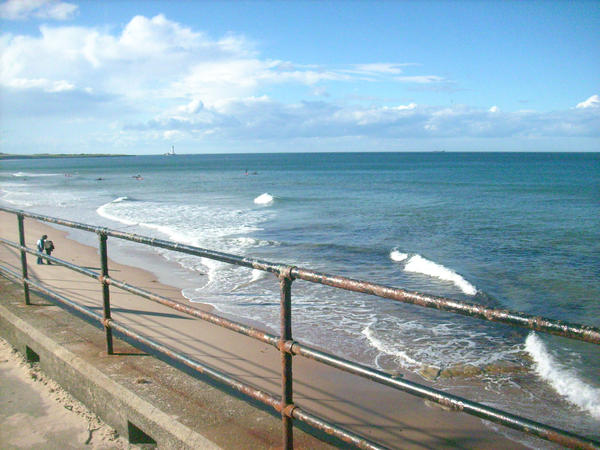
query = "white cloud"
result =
(163, 130, 184, 140)
(489, 106, 499, 113)
(5, 77, 74, 92)
(119, 14, 205, 56)
(312, 86, 329, 97)
(352, 63, 407, 75)
(576, 95, 599, 109)
(178, 99, 205, 114)
(395, 75, 445, 83)
(0, 14, 350, 108)
(0, 0, 78, 20)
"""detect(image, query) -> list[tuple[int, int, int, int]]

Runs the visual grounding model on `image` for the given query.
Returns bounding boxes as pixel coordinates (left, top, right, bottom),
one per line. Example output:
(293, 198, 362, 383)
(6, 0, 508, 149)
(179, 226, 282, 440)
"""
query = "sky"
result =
(0, 0, 599, 154)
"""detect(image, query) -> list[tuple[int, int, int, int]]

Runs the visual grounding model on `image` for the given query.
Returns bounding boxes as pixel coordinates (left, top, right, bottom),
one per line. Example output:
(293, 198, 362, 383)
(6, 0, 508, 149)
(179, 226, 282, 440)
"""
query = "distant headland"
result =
(0, 153, 132, 160)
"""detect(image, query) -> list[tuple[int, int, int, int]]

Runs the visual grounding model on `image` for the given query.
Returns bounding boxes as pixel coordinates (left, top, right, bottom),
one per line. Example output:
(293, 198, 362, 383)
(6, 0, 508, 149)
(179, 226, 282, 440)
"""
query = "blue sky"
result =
(1, 0, 598, 154)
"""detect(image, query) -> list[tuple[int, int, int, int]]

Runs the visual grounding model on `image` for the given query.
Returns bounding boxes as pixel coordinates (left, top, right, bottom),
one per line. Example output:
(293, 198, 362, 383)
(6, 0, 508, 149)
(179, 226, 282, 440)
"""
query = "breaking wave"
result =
(390, 249, 408, 262)
(254, 193, 274, 205)
(525, 333, 600, 419)
(362, 322, 420, 368)
(96, 197, 137, 226)
(12, 172, 60, 177)
(403, 254, 477, 295)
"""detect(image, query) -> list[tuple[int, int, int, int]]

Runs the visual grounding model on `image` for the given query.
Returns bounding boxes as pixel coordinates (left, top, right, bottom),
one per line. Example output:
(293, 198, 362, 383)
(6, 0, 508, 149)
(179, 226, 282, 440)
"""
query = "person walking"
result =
(36, 235, 47, 264)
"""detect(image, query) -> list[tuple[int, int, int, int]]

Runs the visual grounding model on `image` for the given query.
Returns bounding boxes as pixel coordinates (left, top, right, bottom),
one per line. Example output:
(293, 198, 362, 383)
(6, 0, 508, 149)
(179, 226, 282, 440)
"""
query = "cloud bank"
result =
(1, 13, 598, 152)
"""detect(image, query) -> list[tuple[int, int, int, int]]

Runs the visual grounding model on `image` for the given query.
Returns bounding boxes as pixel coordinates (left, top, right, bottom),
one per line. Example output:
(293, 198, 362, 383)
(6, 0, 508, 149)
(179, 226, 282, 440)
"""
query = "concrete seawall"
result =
(0, 276, 331, 449)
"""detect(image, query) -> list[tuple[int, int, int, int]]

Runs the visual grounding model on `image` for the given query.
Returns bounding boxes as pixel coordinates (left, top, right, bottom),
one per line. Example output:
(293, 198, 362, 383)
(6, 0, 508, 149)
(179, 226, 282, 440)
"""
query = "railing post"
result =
(17, 214, 31, 305)
(98, 231, 114, 355)
(279, 269, 294, 450)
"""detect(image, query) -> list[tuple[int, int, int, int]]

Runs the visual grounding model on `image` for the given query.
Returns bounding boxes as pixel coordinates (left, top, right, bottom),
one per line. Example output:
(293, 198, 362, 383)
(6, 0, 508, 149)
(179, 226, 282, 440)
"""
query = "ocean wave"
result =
(138, 221, 199, 246)
(232, 236, 274, 248)
(254, 193, 274, 205)
(231, 269, 270, 292)
(362, 322, 420, 368)
(12, 172, 60, 177)
(96, 197, 138, 226)
(390, 249, 408, 262)
(404, 254, 477, 295)
(363, 317, 525, 380)
(0, 189, 34, 207)
(525, 333, 600, 419)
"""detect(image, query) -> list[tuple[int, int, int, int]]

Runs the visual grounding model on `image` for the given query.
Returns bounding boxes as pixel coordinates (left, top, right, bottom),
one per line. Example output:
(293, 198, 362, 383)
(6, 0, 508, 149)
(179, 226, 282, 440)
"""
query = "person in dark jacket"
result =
(44, 239, 55, 264)
(36, 235, 47, 264)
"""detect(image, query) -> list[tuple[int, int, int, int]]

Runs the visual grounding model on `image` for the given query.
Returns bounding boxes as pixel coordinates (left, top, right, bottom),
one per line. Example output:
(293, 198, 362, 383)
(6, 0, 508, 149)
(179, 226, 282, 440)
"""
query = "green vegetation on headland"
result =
(0, 153, 131, 160)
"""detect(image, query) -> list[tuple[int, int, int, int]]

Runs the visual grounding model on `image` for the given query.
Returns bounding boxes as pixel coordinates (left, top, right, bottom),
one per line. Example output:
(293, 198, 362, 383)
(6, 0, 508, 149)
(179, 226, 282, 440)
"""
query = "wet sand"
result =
(0, 210, 528, 449)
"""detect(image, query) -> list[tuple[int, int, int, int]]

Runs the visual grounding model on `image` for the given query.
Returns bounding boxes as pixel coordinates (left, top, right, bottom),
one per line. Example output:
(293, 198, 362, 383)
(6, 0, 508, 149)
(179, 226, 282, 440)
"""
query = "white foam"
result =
(362, 322, 420, 368)
(390, 249, 408, 262)
(139, 221, 198, 246)
(233, 237, 272, 248)
(254, 193, 274, 205)
(251, 269, 269, 283)
(404, 254, 477, 295)
(96, 197, 138, 226)
(0, 189, 34, 207)
(230, 269, 270, 292)
(525, 333, 600, 419)
(12, 172, 60, 177)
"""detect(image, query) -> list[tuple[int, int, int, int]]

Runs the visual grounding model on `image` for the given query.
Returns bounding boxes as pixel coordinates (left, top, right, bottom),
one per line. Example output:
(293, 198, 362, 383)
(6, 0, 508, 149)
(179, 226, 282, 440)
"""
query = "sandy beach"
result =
(0, 210, 530, 449)
(0, 336, 133, 449)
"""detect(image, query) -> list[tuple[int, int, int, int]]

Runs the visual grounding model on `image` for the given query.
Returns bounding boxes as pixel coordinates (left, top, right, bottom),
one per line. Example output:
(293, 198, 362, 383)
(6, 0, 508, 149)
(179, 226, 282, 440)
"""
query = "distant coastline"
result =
(0, 153, 131, 160)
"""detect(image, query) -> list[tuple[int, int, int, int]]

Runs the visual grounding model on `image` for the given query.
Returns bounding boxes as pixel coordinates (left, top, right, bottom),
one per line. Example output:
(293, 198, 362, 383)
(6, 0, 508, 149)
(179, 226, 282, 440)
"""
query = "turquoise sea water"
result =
(1, 152, 599, 445)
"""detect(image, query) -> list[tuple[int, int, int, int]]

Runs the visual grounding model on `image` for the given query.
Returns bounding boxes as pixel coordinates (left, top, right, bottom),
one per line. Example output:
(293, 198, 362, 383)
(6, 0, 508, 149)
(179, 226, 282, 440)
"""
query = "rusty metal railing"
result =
(0, 206, 599, 450)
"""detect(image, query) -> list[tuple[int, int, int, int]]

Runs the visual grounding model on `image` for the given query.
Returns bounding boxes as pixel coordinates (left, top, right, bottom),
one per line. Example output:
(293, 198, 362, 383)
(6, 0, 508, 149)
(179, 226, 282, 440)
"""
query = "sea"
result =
(1, 152, 599, 447)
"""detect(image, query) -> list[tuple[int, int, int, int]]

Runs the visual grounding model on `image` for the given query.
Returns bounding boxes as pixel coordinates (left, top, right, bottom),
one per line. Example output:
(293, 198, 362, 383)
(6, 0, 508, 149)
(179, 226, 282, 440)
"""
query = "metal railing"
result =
(0, 206, 599, 450)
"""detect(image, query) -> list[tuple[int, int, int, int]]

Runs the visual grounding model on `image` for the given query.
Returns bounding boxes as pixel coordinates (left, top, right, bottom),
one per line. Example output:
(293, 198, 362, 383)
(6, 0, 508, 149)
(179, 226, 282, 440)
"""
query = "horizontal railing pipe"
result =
(0, 264, 104, 324)
(0, 238, 102, 280)
(107, 319, 283, 411)
(0, 237, 282, 348)
(2, 208, 288, 276)
(290, 408, 385, 450)
(291, 267, 600, 345)
(0, 263, 27, 285)
(103, 275, 281, 348)
(104, 228, 288, 276)
(3, 206, 597, 345)
(106, 319, 386, 450)
(286, 341, 600, 450)
(6, 209, 102, 234)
